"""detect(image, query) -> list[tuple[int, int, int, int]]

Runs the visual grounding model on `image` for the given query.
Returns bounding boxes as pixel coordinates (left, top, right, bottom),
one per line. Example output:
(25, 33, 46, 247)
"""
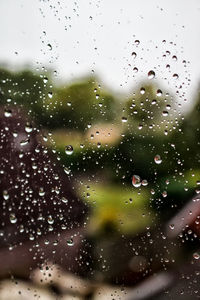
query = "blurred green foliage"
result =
(0, 66, 199, 232)
(44, 77, 118, 130)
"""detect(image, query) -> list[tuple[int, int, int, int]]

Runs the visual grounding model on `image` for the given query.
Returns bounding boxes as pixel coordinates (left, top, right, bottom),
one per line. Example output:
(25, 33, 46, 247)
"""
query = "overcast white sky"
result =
(0, 0, 200, 103)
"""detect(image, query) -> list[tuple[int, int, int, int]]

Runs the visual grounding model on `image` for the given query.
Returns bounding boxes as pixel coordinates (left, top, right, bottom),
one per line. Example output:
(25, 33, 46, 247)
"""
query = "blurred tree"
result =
(124, 82, 176, 135)
(0, 67, 52, 126)
(44, 76, 118, 131)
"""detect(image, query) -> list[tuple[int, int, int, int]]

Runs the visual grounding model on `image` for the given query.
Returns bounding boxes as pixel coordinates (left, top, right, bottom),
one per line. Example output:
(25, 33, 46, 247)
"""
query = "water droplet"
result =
(151, 99, 157, 105)
(64, 167, 71, 175)
(173, 73, 179, 79)
(193, 252, 200, 260)
(134, 40, 140, 45)
(4, 109, 12, 117)
(3, 190, 9, 200)
(47, 215, 54, 225)
(162, 191, 167, 198)
(121, 117, 127, 123)
(133, 67, 138, 73)
(48, 92, 53, 98)
(47, 43, 52, 50)
(10, 213, 17, 224)
(162, 111, 169, 117)
(39, 187, 45, 197)
(131, 52, 137, 58)
(142, 179, 148, 186)
(148, 70, 155, 79)
(61, 197, 68, 204)
(140, 87, 145, 94)
(20, 138, 30, 146)
(154, 154, 162, 164)
(172, 55, 177, 61)
(156, 89, 162, 97)
(43, 77, 48, 84)
(65, 145, 73, 155)
(67, 238, 74, 246)
(132, 175, 141, 188)
(25, 122, 33, 133)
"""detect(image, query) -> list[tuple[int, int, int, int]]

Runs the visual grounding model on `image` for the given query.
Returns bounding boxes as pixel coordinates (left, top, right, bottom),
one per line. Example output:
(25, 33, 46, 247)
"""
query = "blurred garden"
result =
(0, 66, 200, 298)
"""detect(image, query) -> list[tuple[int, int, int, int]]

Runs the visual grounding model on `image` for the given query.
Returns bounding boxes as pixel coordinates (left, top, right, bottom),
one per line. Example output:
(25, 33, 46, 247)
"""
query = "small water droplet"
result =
(65, 145, 73, 155)
(20, 138, 30, 146)
(48, 92, 53, 98)
(10, 213, 17, 224)
(166, 104, 171, 110)
(132, 175, 141, 188)
(134, 40, 140, 46)
(133, 67, 138, 73)
(162, 191, 167, 198)
(193, 252, 200, 260)
(142, 179, 148, 186)
(47, 43, 52, 50)
(43, 77, 48, 84)
(25, 122, 33, 133)
(61, 197, 68, 204)
(3, 190, 9, 200)
(67, 238, 74, 246)
(39, 187, 45, 197)
(131, 52, 137, 58)
(154, 154, 162, 164)
(173, 73, 179, 79)
(148, 70, 155, 79)
(162, 111, 169, 117)
(64, 167, 71, 175)
(4, 109, 12, 117)
(151, 99, 157, 105)
(172, 55, 177, 61)
(121, 117, 127, 123)
(47, 215, 54, 225)
(156, 89, 162, 97)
